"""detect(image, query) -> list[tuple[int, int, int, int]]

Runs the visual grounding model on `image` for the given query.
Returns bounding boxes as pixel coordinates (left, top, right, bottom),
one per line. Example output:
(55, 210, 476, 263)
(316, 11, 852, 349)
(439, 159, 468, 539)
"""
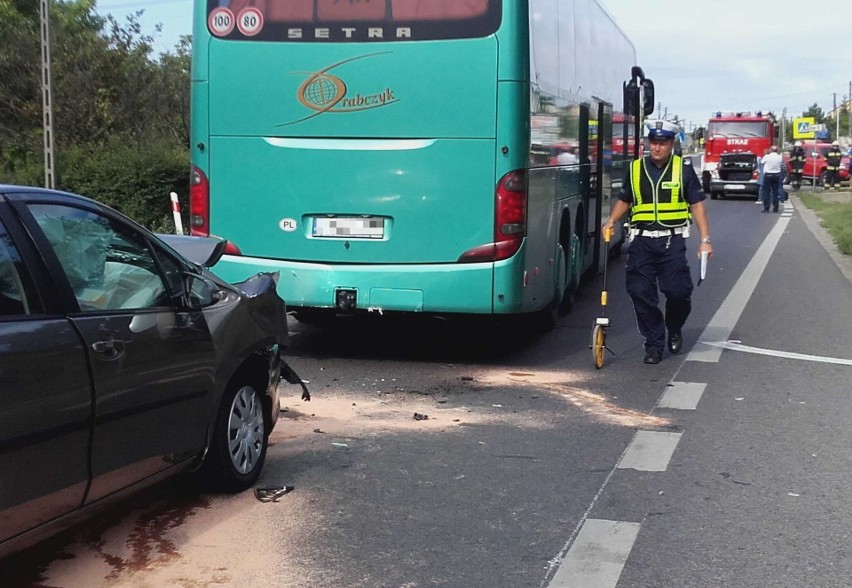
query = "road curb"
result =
(789, 193, 852, 288)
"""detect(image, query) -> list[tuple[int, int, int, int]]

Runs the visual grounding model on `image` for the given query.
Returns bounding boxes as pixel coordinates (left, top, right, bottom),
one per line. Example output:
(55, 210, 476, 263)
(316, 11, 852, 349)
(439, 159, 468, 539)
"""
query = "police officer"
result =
(825, 140, 843, 190)
(789, 141, 805, 191)
(602, 120, 713, 364)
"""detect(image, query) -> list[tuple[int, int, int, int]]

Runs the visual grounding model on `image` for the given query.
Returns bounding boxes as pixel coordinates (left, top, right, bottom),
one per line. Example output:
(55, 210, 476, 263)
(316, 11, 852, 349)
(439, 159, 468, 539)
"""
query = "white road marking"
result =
(658, 381, 707, 410)
(547, 519, 640, 588)
(617, 430, 682, 472)
(703, 340, 852, 366)
(688, 213, 791, 363)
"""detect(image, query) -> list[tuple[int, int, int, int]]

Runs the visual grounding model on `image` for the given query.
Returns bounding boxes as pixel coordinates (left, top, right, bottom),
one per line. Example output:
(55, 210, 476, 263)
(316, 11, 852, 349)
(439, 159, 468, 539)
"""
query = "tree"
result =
(802, 103, 826, 125)
(0, 0, 191, 228)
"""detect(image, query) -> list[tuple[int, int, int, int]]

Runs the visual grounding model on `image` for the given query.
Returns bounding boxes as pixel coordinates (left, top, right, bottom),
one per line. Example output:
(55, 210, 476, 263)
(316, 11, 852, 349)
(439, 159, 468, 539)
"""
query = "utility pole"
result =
(834, 93, 839, 141)
(40, 0, 56, 189)
(781, 107, 786, 147)
(848, 81, 851, 141)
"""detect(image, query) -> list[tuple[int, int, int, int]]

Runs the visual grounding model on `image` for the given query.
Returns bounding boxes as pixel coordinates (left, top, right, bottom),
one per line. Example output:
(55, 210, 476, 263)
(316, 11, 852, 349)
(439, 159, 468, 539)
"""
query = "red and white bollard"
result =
(170, 192, 184, 235)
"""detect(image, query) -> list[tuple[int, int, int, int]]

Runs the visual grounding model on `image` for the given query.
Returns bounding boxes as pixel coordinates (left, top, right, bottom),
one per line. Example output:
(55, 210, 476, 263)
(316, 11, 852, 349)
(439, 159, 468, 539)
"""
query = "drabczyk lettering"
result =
(288, 27, 412, 40)
(341, 89, 396, 108)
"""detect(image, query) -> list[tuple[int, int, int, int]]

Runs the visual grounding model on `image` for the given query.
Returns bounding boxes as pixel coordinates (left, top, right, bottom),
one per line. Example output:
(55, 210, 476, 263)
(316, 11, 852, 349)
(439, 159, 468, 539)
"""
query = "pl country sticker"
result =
(237, 7, 264, 37)
(208, 7, 235, 37)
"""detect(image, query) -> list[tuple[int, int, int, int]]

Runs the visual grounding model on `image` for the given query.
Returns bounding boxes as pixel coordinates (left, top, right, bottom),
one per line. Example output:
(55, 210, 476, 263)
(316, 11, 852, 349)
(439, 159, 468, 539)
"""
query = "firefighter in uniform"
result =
(789, 141, 805, 191)
(825, 141, 843, 190)
(603, 120, 713, 364)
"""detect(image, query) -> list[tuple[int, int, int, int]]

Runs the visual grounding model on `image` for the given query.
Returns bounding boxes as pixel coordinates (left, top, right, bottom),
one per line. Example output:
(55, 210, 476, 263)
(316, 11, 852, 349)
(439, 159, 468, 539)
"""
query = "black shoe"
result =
(773, 208, 779, 213)
(643, 349, 663, 364)
(667, 331, 682, 354)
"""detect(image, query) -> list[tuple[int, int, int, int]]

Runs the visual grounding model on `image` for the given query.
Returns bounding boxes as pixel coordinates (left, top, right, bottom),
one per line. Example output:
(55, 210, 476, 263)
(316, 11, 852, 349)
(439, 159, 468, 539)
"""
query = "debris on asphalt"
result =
(413, 412, 429, 421)
(461, 376, 474, 381)
(331, 442, 349, 449)
(313, 428, 325, 434)
(255, 486, 294, 503)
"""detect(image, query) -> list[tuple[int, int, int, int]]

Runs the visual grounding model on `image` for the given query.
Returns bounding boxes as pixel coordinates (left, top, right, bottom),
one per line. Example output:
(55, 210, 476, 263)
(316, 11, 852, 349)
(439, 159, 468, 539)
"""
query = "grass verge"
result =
(799, 193, 852, 255)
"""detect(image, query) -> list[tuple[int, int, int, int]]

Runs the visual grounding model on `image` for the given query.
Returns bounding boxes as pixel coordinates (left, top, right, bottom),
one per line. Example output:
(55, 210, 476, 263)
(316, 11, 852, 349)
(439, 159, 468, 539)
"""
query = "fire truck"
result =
(700, 111, 775, 200)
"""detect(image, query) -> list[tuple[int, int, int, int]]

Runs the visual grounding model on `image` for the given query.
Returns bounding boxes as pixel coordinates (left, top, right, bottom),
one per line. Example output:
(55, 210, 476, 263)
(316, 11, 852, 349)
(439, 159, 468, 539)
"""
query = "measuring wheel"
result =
(592, 323, 607, 369)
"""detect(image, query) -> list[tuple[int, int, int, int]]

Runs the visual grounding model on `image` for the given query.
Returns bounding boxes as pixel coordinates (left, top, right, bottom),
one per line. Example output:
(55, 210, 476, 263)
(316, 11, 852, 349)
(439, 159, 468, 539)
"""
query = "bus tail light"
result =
(223, 240, 242, 255)
(458, 170, 527, 263)
(190, 165, 210, 237)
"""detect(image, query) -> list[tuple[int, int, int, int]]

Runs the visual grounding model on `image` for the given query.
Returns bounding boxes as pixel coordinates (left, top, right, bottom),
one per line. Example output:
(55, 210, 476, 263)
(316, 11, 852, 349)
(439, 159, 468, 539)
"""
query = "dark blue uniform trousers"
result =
(625, 234, 693, 352)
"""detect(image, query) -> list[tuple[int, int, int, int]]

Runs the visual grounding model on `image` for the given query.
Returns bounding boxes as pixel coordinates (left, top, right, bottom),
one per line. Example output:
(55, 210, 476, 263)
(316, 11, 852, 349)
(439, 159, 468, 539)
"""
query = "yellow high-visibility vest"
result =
(630, 155, 690, 227)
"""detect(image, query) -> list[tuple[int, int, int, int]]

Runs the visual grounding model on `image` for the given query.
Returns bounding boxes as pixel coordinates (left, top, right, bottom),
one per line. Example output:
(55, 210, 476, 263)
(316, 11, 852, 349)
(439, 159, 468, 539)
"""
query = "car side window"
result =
(0, 218, 41, 317)
(152, 244, 185, 300)
(28, 204, 171, 312)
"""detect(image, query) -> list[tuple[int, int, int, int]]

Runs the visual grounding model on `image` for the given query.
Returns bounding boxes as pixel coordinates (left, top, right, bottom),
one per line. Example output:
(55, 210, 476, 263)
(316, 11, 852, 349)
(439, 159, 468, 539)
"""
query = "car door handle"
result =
(91, 338, 125, 358)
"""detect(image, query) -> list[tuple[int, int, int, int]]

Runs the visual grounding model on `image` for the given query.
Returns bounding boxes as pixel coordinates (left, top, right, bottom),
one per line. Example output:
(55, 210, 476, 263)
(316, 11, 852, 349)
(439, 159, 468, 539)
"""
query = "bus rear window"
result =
(208, 0, 500, 42)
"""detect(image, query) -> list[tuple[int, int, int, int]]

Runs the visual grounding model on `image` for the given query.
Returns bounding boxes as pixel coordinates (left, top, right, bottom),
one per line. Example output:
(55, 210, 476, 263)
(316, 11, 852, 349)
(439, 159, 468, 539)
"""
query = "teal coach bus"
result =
(190, 0, 649, 324)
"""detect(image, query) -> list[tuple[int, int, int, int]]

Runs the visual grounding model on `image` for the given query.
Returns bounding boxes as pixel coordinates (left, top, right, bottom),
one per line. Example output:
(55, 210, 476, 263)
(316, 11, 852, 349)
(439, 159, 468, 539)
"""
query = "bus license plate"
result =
(727, 184, 746, 190)
(312, 217, 384, 239)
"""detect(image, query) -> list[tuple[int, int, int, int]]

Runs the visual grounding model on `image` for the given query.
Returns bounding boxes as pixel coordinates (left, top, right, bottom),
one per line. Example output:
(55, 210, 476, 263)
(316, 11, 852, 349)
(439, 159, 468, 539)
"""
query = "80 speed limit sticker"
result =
(208, 8, 235, 37)
(236, 8, 264, 37)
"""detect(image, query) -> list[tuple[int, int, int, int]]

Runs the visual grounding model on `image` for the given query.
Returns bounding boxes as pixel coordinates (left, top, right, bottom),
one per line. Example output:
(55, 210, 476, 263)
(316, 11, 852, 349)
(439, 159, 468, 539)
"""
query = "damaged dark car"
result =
(0, 185, 306, 558)
(708, 152, 761, 200)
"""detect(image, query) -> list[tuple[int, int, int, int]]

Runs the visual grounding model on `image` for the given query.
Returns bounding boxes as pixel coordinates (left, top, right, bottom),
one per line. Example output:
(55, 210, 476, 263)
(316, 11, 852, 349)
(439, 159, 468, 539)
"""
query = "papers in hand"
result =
(698, 251, 709, 285)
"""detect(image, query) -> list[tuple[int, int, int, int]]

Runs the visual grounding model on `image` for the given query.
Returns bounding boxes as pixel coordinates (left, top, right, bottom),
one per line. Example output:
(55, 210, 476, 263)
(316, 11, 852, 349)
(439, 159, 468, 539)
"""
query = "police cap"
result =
(646, 119, 678, 140)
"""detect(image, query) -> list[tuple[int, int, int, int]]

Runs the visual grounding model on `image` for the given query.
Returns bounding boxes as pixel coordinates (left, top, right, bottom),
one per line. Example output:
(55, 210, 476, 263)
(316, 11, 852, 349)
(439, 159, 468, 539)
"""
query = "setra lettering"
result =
(286, 27, 412, 40)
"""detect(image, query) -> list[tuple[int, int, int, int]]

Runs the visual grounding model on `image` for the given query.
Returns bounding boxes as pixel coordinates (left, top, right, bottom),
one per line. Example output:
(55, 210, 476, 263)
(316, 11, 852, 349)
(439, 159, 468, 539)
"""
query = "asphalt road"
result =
(4, 189, 852, 587)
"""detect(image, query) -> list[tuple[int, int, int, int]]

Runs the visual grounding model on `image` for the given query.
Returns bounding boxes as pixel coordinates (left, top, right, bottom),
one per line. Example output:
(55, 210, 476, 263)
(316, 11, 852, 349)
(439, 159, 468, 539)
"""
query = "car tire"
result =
(818, 170, 828, 187)
(203, 380, 269, 492)
(710, 191, 720, 200)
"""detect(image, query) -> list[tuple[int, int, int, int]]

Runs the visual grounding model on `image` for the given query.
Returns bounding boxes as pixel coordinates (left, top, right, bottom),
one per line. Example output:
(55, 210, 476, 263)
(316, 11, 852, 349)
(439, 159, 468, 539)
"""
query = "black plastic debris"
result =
(413, 413, 429, 421)
(281, 360, 311, 401)
(255, 486, 294, 503)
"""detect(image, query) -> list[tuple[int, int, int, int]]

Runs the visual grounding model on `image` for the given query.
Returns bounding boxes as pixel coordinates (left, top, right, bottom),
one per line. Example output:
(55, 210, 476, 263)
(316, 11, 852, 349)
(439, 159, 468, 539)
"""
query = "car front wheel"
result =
(204, 382, 269, 492)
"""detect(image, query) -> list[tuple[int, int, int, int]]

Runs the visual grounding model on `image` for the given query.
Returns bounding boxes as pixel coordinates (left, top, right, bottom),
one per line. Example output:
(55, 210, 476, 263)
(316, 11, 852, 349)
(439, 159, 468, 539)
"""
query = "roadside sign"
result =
(793, 117, 815, 139)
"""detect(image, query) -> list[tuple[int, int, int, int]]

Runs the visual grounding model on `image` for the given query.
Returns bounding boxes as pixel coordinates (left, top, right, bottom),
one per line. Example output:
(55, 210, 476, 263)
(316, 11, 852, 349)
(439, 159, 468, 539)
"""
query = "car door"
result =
(14, 197, 217, 502)
(0, 204, 92, 543)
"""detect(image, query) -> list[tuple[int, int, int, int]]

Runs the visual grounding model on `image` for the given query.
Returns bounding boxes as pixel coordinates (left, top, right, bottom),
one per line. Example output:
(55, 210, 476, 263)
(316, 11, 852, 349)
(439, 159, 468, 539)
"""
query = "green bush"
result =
(58, 141, 189, 231)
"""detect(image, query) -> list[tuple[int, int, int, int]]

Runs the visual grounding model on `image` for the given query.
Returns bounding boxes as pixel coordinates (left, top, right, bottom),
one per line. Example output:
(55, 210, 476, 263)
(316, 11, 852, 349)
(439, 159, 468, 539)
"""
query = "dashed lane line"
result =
(617, 430, 683, 472)
(658, 381, 707, 410)
(547, 519, 641, 588)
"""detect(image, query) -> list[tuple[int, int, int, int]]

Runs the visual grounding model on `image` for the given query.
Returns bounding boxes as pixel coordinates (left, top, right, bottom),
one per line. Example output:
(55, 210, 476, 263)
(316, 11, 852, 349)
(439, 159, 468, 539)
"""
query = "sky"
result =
(95, 0, 852, 131)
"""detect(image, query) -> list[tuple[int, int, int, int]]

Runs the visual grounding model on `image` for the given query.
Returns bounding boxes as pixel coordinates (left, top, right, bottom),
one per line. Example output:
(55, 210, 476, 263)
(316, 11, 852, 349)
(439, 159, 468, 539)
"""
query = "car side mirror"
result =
(185, 273, 224, 309)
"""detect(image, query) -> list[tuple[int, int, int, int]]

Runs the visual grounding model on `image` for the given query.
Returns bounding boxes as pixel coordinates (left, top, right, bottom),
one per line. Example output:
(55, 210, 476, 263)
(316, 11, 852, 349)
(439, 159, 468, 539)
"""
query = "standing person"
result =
(602, 120, 713, 365)
(789, 141, 806, 191)
(825, 141, 843, 190)
(760, 145, 784, 213)
(756, 147, 769, 205)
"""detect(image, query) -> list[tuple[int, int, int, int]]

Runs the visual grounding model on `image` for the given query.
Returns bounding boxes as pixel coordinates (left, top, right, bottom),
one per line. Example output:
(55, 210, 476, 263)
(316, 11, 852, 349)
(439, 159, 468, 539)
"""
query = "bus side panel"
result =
(525, 167, 559, 311)
(191, 80, 210, 178)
